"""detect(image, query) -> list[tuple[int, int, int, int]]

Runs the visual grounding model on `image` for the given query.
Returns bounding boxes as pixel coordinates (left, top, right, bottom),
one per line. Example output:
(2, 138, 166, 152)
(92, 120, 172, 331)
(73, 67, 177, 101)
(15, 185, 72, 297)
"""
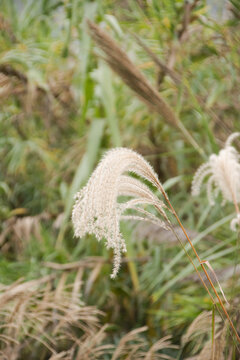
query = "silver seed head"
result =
(72, 148, 168, 278)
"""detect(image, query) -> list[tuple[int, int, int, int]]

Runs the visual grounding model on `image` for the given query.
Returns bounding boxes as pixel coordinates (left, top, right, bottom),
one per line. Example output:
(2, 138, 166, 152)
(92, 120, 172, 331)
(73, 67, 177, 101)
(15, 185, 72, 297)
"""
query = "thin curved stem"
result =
(157, 181, 240, 344)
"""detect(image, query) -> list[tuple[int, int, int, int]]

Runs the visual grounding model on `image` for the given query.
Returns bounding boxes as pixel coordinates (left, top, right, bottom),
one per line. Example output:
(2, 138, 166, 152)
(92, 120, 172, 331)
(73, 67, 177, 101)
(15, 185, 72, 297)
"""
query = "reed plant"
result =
(1, 0, 240, 358)
(72, 143, 240, 346)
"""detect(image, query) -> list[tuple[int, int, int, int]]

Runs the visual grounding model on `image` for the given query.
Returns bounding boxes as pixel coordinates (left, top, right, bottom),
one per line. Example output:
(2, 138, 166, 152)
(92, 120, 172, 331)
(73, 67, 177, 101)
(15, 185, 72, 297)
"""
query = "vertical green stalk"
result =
(56, 119, 105, 248)
(78, 2, 98, 131)
(122, 228, 139, 292)
(156, 180, 240, 344)
(62, 0, 77, 57)
(97, 61, 121, 147)
(211, 305, 215, 360)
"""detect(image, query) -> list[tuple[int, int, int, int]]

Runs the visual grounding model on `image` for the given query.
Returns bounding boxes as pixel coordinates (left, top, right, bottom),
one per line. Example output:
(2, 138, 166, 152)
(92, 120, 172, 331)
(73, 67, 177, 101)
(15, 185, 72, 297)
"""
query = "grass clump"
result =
(0, 0, 240, 358)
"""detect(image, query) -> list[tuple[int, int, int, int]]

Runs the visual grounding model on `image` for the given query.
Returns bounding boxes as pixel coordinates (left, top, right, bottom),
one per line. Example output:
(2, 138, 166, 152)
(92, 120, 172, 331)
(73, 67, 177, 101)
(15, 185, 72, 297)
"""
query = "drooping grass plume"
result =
(72, 147, 168, 278)
(182, 312, 227, 360)
(72, 147, 240, 344)
(192, 132, 240, 229)
(0, 274, 103, 359)
(111, 326, 176, 360)
(182, 311, 220, 354)
(0, 271, 177, 359)
(191, 328, 227, 360)
(0, 63, 74, 126)
(87, 21, 204, 156)
(87, 22, 178, 129)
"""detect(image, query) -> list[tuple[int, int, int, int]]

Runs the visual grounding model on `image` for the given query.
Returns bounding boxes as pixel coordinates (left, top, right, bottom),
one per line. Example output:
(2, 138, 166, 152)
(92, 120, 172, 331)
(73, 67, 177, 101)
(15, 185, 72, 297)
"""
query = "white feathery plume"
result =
(72, 148, 240, 343)
(225, 132, 240, 148)
(192, 132, 240, 230)
(230, 214, 240, 232)
(72, 148, 169, 278)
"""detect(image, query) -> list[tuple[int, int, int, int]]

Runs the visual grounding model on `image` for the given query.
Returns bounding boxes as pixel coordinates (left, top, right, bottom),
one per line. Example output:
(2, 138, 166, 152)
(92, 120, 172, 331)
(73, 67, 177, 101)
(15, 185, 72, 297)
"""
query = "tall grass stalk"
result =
(87, 21, 205, 158)
(72, 147, 240, 344)
(158, 185, 240, 343)
(211, 305, 216, 360)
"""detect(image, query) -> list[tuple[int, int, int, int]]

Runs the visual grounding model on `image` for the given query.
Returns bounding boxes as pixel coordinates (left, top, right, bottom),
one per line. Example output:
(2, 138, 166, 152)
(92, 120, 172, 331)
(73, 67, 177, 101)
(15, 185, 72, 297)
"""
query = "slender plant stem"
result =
(176, 120, 205, 158)
(157, 181, 240, 344)
(211, 305, 215, 360)
(160, 210, 215, 303)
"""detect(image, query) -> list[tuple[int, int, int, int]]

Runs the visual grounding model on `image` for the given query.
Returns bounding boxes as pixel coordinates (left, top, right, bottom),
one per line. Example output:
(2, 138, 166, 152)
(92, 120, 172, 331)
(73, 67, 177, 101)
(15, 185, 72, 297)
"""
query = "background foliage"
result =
(0, 0, 240, 358)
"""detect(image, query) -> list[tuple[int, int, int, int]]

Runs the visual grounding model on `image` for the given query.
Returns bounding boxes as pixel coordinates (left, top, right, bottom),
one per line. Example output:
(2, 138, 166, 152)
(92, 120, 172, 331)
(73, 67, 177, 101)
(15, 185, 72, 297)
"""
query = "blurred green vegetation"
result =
(0, 0, 240, 358)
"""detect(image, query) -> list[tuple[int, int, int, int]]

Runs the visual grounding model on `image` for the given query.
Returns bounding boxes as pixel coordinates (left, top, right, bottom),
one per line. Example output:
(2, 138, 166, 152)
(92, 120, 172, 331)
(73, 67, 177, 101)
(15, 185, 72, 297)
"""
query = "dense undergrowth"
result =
(0, 0, 240, 358)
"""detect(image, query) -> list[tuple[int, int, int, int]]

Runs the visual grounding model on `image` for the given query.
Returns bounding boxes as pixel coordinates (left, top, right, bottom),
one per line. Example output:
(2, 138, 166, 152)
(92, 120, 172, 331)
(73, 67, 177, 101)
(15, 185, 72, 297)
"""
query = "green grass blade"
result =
(56, 119, 105, 248)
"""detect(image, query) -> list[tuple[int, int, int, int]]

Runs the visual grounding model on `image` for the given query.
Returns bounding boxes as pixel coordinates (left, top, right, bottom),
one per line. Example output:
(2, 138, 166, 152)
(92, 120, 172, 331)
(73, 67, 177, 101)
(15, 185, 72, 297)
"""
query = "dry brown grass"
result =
(0, 213, 50, 255)
(0, 63, 75, 128)
(0, 270, 177, 359)
(0, 273, 103, 359)
(186, 327, 227, 360)
(183, 312, 230, 360)
(87, 21, 204, 156)
(0, 13, 16, 42)
(87, 21, 179, 129)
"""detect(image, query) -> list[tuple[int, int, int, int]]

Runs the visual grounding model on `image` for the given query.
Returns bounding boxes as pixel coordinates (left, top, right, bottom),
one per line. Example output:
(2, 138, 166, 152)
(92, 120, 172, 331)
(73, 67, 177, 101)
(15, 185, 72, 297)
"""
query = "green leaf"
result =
(56, 119, 105, 248)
